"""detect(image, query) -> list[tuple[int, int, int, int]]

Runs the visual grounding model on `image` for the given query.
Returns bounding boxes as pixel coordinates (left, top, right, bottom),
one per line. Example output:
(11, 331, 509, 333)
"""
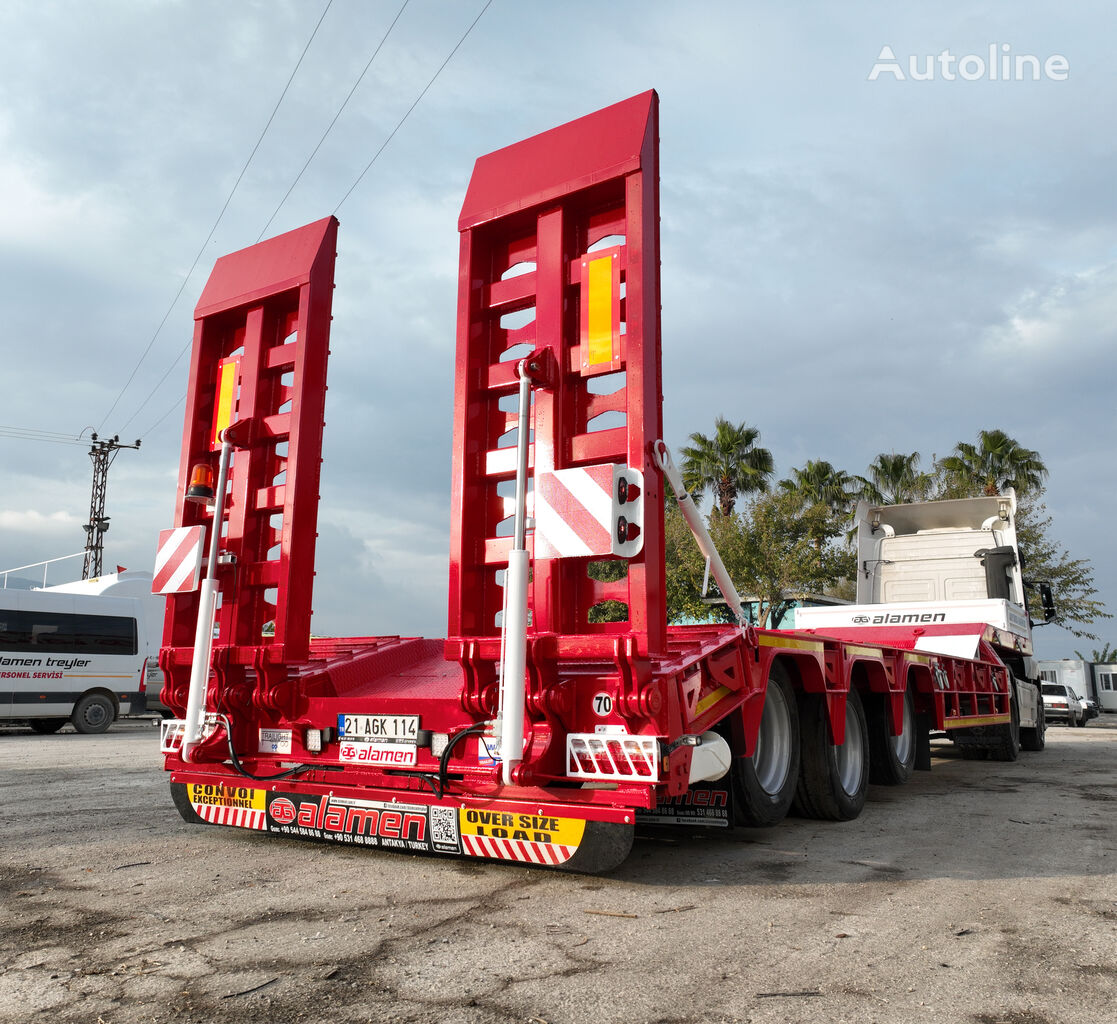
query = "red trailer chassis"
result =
(158, 92, 1021, 872)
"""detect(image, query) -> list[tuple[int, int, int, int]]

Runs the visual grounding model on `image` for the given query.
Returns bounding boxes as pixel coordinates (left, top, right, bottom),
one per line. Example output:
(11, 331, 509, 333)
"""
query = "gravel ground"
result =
(1, 716, 1114, 1024)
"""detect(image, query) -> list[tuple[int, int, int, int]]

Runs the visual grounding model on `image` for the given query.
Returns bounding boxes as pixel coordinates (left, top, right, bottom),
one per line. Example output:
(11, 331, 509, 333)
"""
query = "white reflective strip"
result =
(561, 468, 612, 530)
(534, 493, 594, 557)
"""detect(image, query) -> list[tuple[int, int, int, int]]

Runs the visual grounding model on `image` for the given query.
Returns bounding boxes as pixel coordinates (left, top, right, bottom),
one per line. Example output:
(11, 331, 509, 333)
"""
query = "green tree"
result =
(679, 417, 773, 516)
(663, 502, 735, 624)
(858, 451, 933, 506)
(1016, 493, 1111, 640)
(937, 429, 1048, 498)
(1073, 643, 1117, 663)
(779, 460, 857, 517)
(731, 491, 855, 627)
(665, 491, 854, 628)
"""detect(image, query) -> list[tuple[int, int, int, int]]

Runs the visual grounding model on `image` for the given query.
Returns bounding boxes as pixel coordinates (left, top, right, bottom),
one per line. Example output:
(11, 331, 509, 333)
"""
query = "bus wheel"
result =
(794, 688, 869, 821)
(71, 694, 115, 734)
(869, 686, 915, 785)
(732, 662, 800, 827)
(29, 718, 67, 734)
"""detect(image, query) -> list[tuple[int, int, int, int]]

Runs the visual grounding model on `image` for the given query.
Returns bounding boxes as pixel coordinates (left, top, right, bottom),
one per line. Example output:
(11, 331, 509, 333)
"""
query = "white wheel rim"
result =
(754, 682, 793, 795)
(837, 697, 866, 796)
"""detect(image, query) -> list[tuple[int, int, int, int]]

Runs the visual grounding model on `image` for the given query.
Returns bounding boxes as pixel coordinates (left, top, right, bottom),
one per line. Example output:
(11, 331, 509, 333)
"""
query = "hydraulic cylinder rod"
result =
(182, 438, 232, 761)
(497, 362, 534, 784)
(653, 439, 748, 628)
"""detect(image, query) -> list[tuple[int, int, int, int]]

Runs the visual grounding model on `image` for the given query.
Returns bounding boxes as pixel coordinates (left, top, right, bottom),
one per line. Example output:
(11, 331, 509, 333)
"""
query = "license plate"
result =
(338, 714, 419, 742)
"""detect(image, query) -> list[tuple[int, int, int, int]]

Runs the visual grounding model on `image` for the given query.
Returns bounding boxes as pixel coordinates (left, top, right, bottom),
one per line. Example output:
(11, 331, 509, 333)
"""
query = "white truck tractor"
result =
(794, 488, 1055, 759)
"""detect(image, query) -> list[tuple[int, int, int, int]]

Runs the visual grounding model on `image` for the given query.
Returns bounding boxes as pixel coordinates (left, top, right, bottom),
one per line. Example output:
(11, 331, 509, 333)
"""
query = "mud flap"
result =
(915, 712, 932, 772)
(170, 779, 634, 874)
(170, 780, 206, 825)
(557, 820, 634, 874)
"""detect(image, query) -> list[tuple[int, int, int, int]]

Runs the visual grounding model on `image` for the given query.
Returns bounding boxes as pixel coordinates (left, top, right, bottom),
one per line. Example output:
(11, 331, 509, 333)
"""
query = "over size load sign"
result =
(533, 464, 644, 560)
(153, 526, 205, 595)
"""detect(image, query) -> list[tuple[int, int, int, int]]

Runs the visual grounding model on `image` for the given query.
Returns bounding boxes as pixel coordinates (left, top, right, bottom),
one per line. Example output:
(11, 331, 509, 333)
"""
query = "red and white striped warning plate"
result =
(194, 802, 267, 831)
(461, 833, 577, 865)
(534, 464, 643, 560)
(153, 526, 205, 594)
(534, 465, 613, 558)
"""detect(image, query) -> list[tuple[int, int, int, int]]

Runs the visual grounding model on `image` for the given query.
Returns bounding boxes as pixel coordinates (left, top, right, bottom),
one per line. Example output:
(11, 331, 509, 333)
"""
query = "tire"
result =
(732, 662, 801, 827)
(71, 693, 115, 735)
(988, 690, 1021, 762)
(868, 685, 915, 786)
(1076, 712, 1087, 728)
(793, 688, 869, 821)
(29, 718, 67, 734)
(1021, 694, 1046, 752)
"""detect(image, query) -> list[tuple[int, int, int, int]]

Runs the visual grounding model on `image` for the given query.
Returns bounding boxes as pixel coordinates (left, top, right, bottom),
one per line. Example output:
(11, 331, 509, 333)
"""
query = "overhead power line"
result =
(335, 0, 494, 214)
(129, 0, 493, 442)
(118, 0, 410, 438)
(102, 0, 335, 437)
(0, 424, 94, 447)
(257, 0, 411, 241)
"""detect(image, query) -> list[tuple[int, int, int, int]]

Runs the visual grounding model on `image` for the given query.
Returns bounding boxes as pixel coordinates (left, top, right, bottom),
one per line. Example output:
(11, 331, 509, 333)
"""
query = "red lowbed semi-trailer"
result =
(156, 92, 1040, 872)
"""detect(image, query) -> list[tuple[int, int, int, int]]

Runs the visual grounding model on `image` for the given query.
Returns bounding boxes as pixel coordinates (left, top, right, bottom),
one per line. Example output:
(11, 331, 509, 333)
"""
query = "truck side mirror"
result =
(1023, 578, 1057, 625)
(1039, 582, 1056, 622)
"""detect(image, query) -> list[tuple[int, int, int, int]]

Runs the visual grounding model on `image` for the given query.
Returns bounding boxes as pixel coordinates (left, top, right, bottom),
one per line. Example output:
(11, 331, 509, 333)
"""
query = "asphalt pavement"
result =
(1, 716, 1114, 1024)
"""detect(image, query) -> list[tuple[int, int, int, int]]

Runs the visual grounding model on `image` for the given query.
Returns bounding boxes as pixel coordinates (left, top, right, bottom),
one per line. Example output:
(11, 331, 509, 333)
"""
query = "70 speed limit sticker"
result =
(592, 692, 613, 717)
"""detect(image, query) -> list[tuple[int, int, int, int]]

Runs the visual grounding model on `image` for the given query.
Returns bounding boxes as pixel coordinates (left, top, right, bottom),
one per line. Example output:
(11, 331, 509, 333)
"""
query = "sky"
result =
(0, 0, 1112, 660)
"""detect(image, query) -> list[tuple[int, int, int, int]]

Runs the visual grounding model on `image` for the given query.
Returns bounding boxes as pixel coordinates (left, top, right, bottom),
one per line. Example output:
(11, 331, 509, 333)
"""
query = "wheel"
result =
(732, 662, 801, 826)
(1076, 711, 1087, 728)
(793, 688, 869, 821)
(988, 690, 1021, 762)
(869, 685, 915, 785)
(71, 694, 115, 735)
(29, 718, 67, 734)
(1021, 693, 1046, 751)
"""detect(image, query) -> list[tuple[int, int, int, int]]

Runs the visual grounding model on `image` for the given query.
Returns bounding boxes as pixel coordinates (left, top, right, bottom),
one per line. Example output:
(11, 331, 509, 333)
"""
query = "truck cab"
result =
(794, 489, 1049, 752)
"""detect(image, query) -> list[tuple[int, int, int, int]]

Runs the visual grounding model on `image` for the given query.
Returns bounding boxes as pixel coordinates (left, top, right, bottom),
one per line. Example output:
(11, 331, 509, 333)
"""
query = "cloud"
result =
(0, 508, 82, 533)
(981, 261, 1117, 359)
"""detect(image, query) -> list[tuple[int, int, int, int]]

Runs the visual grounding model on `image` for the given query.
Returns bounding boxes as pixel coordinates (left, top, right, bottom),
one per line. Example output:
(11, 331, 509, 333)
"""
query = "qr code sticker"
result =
(429, 806, 458, 847)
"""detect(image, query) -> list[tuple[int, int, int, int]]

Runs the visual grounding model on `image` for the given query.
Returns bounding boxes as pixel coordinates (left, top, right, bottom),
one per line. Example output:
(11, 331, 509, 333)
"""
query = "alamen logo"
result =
(869, 44, 1069, 82)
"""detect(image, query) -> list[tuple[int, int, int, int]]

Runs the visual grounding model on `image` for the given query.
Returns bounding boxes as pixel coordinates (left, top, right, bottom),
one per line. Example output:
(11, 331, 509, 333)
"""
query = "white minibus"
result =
(0, 570, 163, 733)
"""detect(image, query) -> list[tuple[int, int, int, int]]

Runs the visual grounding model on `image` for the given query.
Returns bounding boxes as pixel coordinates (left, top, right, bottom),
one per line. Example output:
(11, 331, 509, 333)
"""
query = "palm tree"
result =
(938, 429, 1048, 497)
(1074, 643, 1117, 663)
(859, 451, 933, 506)
(779, 460, 856, 516)
(680, 418, 774, 516)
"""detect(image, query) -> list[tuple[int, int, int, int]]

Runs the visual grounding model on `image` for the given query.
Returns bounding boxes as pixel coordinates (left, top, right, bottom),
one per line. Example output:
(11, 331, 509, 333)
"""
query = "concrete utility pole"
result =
(82, 433, 140, 579)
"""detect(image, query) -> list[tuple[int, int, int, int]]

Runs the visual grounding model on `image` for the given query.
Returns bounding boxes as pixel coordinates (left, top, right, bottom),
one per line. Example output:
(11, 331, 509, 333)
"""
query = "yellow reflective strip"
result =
(943, 714, 1011, 729)
(695, 685, 733, 717)
(759, 634, 825, 653)
(906, 653, 932, 666)
(844, 645, 882, 658)
(211, 358, 238, 447)
(586, 256, 614, 365)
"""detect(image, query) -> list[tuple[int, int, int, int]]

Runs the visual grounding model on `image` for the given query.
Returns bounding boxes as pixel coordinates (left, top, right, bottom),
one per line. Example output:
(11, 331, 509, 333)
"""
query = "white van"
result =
(0, 571, 164, 734)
